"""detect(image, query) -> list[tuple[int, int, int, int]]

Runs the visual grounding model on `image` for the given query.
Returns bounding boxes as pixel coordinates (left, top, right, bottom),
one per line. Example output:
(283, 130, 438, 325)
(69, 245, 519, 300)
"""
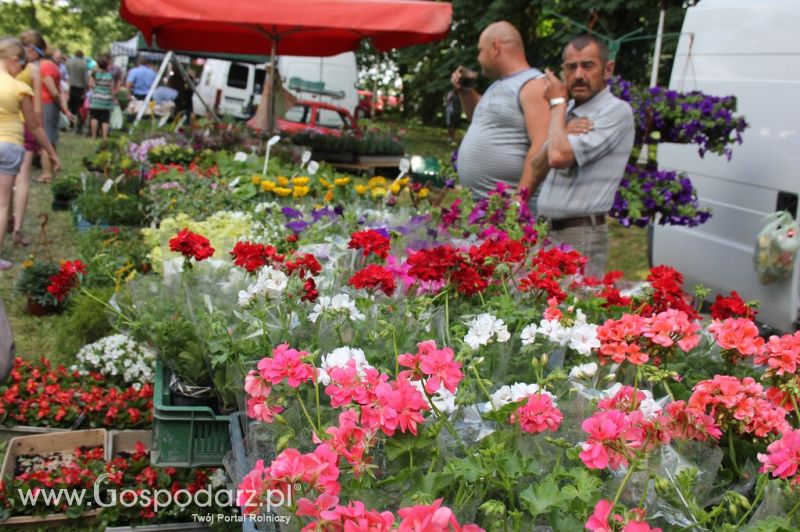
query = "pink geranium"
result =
(758, 428, 800, 484)
(708, 318, 764, 363)
(316, 500, 395, 530)
(257, 343, 315, 388)
(579, 410, 641, 470)
(246, 395, 284, 424)
(585, 499, 614, 532)
(244, 370, 271, 398)
(397, 498, 484, 531)
(324, 410, 374, 476)
(754, 331, 800, 376)
(418, 343, 463, 394)
(237, 459, 269, 514)
(516, 393, 563, 434)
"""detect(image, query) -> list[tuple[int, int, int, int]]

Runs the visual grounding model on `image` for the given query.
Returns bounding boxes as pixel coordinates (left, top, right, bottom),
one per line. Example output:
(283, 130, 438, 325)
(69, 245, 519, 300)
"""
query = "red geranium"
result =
(644, 265, 698, 319)
(169, 228, 215, 261)
(710, 290, 756, 320)
(349, 264, 396, 296)
(230, 241, 284, 272)
(348, 229, 391, 260)
(47, 260, 86, 302)
(286, 253, 322, 277)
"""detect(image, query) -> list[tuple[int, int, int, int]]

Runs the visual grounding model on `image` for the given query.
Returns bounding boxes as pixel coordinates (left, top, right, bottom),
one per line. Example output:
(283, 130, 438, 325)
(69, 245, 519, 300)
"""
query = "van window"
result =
(227, 64, 250, 89)
(284, 105, 310, 124)
(316, 108, 347, 129)
(254, 69, 266, 94)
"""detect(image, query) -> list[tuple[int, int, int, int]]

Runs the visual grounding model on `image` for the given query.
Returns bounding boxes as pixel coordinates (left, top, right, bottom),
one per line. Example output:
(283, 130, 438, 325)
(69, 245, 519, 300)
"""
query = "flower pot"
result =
(51, 196, 72, 211)
(25, 297, 60, 317)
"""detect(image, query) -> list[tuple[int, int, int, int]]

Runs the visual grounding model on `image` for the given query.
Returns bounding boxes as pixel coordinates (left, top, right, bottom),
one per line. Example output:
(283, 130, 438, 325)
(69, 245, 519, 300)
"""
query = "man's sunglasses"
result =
(26, 45, 44, 58)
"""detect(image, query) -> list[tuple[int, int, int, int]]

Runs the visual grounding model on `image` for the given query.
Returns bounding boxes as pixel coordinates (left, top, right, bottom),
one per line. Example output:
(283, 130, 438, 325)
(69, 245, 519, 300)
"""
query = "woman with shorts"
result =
(10, 30, 45, 247)
(0, 37, 60, 270)
(89, 55, 115, 140)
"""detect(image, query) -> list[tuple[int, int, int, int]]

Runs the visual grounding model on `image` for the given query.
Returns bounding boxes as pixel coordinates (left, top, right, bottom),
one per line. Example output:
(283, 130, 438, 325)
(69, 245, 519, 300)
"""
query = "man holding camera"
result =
(452, 21, 550, 213)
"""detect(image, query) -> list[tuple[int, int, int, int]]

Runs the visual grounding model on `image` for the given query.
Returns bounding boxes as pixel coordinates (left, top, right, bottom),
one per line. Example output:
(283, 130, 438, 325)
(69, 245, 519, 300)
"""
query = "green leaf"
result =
(519, 479, 571, 517)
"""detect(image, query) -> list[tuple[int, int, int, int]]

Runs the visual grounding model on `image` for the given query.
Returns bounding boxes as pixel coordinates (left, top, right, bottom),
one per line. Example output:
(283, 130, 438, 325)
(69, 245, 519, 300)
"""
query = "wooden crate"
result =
(0, 429, 107, 527)
(106, 429, 152, 460)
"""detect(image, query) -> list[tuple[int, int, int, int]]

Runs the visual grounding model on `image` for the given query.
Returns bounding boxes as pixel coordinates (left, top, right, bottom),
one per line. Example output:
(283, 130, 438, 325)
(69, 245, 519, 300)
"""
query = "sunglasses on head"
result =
(26, 45, 44, 58)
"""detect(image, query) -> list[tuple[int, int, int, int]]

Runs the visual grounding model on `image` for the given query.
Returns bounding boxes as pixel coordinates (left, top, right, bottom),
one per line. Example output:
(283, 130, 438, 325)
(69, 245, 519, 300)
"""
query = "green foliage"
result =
(51, 174, 82, 201)
(75, 185, 148, 226)
(290, 130, 405, 156)
(54, 287, 115, 359)
(14, 261, 60, 307)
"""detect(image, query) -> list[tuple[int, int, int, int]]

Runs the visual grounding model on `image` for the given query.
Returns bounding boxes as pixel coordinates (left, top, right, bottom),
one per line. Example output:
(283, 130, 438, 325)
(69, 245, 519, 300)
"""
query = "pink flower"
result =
(245, 395, 284, 423)
(663, 401, 722, 442)
(397, 498, 484, 532)
(643, 309, 700, 351)
(544, 297, 562, 321)
(622, 519, 663, 532)
(244, 370, 271, 398)
(316, 500, 395, 530)
(585, 499, 614, 532)
(708, 318, 764, 363)
(758, 428, 800, 484)
(754, 331, 800, 376)
(517, 393, 563, 434)
(257, 343, 315, 388)
(418, 342, 463, 394)
(237, 459, 268, 513)
(296, 493, 339, 519)
(325, 410, 374, 476)
(580, 410, 640, 470)
(301, 443, 341, 496)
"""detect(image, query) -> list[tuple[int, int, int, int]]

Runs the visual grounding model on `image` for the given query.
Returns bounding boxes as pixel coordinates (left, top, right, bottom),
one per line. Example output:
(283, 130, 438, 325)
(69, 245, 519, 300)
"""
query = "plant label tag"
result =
(101, 179, 114, 193)
(204, 128, 210, 137)
(267, 135, 281, 147)
(301, 150, 312, 165)
(234, 151, 248, 162)
(114, 174, 125, 184)
(228, 176, 241, 189)
(307, 161, 320, 175)
(80, 172, 88, 191)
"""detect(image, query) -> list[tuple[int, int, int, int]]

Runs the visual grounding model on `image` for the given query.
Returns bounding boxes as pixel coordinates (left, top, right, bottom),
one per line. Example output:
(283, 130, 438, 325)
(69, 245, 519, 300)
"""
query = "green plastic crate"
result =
(152, 359, 231, 467)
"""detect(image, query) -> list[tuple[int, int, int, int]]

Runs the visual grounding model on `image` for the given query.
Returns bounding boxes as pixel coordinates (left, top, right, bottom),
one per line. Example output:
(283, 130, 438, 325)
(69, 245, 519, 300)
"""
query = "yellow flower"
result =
(21, 259, 34, 268)
(368, 176, 387, 189)
(293, 185, 310, 198)
(320, 177, 333, 189)
(418, 187, 430, 199)
(334, 177, 351, 186)
(371, 187, 387, 198)
(398, 176, 411, 187)
(170, 198, 177, 204)
(116, 193, 129, 200)
(261, 180, 276, 192)
(274, 186, 292, 197)
(324, 190, 334, 202)
(389, 182, 401, 194)
(251, 175, 262, 185)
(277, 176, 289, 187)
(292, 176, 309, 186)
(355, 184, 368, 195)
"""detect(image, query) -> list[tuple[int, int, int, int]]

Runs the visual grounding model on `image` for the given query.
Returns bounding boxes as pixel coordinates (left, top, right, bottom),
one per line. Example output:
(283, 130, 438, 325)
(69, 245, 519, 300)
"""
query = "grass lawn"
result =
(0, 132, 100, 359)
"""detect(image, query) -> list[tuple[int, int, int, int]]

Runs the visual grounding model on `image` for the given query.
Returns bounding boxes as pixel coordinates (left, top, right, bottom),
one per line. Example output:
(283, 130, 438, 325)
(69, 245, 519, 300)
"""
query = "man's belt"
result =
(549, 214, 606, 231)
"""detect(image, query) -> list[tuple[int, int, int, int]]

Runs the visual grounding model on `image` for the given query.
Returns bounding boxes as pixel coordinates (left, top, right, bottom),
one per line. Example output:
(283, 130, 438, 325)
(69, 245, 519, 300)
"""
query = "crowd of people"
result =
(0, 27, 196, 271)
(452, 22, 635, 277)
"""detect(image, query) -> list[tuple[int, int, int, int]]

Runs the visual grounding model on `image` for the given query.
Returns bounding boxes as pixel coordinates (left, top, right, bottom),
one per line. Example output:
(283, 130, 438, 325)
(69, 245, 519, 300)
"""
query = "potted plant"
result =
(13, 260, 63, 316)
(50, 174, 82, 210)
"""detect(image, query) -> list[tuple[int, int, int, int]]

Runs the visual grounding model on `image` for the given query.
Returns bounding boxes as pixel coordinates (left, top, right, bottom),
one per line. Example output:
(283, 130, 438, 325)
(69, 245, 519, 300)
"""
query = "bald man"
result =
(452, 21, 549, 212)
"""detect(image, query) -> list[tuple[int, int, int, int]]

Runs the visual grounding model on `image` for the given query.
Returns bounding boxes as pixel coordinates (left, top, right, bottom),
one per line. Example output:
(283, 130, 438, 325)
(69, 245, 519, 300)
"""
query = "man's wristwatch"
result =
(549, 97, 567, 109)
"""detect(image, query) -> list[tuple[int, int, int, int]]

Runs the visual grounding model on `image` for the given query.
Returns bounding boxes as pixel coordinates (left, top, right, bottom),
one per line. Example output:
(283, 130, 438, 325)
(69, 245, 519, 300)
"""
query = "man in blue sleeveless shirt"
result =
(452, 21, 550, 213)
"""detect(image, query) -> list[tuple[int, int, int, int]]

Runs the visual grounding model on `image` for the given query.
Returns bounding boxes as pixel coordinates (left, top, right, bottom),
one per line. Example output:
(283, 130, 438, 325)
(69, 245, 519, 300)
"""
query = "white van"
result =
(652, 0, 800, 330)
(193, 52, 359, 120)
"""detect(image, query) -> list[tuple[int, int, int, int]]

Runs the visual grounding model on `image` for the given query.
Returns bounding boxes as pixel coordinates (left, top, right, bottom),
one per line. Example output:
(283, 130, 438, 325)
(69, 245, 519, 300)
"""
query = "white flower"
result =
(238, 266, 288, 307)
(567, 322, 600, 356)
(209, 468, 227, 488)
(308, 293, 364, 323)
(489, 382, 555, 410)
(568, 362, 598, 381)
(520, 323, 538, 346)
(463, 313, 510, 350)
(538, 318, 570, 346)
(411, 381, 457, 415)
(317, 347, 372, 385)
(76, 334, 155, 386)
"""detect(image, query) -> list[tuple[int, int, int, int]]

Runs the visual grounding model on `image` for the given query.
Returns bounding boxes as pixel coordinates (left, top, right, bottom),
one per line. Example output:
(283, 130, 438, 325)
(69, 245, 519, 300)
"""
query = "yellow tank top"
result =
(16, 64, 33, 88)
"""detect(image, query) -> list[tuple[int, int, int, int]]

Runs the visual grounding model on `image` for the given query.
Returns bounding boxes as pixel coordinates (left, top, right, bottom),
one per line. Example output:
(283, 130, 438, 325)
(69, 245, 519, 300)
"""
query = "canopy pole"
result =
(649, 0, 667, 88)
(131, 51, 173, 130)
(170, 54, 222, 123)
(267, 38, 278, 134)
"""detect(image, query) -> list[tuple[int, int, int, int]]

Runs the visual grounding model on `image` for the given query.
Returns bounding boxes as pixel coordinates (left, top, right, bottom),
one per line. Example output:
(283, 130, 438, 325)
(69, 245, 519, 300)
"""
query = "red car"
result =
(278, 100, 362, 138)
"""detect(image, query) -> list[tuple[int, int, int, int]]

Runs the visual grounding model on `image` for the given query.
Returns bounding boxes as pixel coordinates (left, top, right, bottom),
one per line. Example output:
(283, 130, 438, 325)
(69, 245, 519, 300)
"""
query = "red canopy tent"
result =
(120, 0, 453, 130)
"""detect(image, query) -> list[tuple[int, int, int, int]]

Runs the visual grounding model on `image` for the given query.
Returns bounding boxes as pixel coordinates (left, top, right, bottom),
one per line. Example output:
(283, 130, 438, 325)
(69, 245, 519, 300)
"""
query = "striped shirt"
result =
(90, 71, 115, 110)
(457, 68, 544, 206)
(537, 87, 634, 219)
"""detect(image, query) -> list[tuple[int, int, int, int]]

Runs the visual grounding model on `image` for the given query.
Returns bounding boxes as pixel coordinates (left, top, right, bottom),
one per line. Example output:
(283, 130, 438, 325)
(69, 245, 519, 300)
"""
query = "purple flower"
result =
(285, 220, 310, 233)
(282, 206, 303, 220)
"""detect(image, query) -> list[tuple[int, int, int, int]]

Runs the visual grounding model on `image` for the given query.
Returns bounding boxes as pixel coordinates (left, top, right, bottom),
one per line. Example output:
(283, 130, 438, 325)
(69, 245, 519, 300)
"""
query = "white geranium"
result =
(489, 382, 556, 411)
(411, 380, 457, 415)
(75, 334, 156, 386)
(317, 347, 372, 385)
(520, 323, 538, 346)
(238, 266, 288, 307)
(308, 293, 364, 323)
(568, 362, 598, 381)
(463, 313, 510, 350)
(567, 322, 600, 356)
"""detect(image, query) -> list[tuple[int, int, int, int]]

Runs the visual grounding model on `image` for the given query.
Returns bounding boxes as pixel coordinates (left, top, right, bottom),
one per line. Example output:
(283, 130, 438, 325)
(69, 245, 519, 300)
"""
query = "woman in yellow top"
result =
(9, 29, 45, 247)
(0, 37, 59, 270)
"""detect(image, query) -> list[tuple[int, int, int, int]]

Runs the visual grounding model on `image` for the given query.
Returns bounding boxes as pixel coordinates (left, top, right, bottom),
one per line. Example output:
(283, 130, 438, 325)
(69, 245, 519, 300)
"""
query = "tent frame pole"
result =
(131, 51, 174, 129)
(267, 38, 278, 134)
(170, 54, 222, 123)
